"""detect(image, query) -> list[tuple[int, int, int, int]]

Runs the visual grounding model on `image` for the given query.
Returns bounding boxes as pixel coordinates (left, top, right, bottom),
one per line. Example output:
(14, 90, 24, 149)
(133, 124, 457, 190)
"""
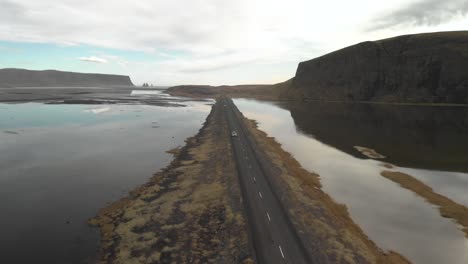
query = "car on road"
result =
(231, 131, 238, 137)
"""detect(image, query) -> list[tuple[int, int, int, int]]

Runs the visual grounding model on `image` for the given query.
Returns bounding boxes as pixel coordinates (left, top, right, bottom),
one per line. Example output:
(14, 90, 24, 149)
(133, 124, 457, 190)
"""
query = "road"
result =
(222, 98, 313, 264)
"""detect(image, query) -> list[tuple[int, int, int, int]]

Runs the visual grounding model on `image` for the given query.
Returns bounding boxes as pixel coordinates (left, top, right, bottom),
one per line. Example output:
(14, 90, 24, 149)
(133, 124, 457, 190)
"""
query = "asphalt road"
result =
(222, 98, 313, 264)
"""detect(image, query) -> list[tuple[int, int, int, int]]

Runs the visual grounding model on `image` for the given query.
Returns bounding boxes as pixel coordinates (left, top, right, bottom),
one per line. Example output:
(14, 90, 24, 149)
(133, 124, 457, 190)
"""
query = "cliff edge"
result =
(0, 68, 134, 88)
(285, 31, 468, 104)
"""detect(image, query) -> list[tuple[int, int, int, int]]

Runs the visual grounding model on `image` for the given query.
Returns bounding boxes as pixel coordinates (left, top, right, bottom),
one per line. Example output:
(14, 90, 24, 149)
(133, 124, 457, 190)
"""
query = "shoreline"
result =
(88, 99, 251, 263)
(238, 113, 410, 264)
(167, 85, 468, 107)
(381, 170, 468, 238)
(90, 98, 411, 263)
(0, 86, 210, 107)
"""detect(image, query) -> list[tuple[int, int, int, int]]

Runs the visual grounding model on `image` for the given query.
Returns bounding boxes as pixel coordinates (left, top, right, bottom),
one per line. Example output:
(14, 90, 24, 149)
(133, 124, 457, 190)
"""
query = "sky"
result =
(1, 0, 467, 86)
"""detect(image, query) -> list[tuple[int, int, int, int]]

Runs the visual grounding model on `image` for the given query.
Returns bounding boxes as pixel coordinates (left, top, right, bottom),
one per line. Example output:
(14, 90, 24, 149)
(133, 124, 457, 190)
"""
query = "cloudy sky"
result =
(1, 0, 467, 85)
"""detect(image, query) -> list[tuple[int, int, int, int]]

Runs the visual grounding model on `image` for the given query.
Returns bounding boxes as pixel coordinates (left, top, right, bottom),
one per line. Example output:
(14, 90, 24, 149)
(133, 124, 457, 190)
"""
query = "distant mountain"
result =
(0, 68, 134, 88)
(284, 31, 468, 104)
(168, 32, 468, 104)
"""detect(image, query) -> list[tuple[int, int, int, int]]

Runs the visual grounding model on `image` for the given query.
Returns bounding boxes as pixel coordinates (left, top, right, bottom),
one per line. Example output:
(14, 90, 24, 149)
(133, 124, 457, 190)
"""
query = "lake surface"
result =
(234, 99, 468, 264)
(0, 98, 211, 264)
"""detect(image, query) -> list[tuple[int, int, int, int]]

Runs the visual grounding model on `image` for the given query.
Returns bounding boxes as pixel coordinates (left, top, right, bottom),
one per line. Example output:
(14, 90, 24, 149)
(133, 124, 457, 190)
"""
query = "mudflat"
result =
(0, 86, 206, 107)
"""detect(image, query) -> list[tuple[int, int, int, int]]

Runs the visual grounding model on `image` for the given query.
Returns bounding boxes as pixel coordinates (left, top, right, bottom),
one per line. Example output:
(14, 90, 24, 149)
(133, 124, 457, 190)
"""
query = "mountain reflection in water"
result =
(234, 98, 468, 264)
(280, 101, 468, 173)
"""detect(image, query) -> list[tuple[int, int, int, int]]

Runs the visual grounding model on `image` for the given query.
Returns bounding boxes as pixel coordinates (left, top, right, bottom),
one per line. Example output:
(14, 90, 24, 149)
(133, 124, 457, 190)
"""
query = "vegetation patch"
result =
(381, 170, 468, 238)
(89, 100, 252, 263)
(240, 115, 410, 264)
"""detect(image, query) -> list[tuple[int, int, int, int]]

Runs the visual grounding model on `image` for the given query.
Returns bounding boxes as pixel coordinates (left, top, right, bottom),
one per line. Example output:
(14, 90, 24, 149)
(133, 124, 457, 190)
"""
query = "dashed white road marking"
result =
(253, 177, 256, 183)
(279, 245, 285, 258)
(259, 192, 263, 199)
(267, 212, 271, 222)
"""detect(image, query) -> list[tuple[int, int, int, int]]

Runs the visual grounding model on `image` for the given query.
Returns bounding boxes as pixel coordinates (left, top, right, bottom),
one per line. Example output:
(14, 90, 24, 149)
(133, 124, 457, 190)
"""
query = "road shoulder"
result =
(89, 100, 252, 263)
(238, 110, 411, 264)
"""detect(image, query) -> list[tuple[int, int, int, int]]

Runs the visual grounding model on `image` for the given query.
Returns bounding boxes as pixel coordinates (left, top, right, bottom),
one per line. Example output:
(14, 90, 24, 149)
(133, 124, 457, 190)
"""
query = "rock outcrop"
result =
(0, 68, 133, 88)
(285, 31, 468, 104)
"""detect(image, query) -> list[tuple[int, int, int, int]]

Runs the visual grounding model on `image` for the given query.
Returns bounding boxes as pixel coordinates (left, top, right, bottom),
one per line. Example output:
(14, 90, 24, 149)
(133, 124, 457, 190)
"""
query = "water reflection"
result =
(280, 101, 468, 173)
(234, 99, 468, 264)
(0, 102, 210, 264)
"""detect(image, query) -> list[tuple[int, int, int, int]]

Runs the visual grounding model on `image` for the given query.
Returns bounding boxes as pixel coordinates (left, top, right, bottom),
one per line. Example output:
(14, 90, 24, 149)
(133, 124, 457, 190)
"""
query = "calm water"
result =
(234, 99, 468, 264)
(0, 100, 211, 264)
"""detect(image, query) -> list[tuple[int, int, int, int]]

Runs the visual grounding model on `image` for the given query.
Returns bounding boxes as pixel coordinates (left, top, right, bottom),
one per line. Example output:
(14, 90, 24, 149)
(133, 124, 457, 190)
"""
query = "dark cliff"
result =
(285, 31, 468, 104)
(0, 68, 134, 88)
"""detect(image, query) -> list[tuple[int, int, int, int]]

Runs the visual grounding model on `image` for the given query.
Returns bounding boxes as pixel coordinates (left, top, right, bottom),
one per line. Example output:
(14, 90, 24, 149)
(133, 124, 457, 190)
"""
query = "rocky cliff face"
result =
(286, 31, 468, 104)
(0, 69, 134, 88)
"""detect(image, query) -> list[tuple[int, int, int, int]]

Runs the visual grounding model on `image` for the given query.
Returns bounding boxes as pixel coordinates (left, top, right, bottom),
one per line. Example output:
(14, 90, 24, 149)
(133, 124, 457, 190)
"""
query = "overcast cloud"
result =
(79, 56, 107, 63)
(369, 0, 468, 31)
(1, 0, 467, 85)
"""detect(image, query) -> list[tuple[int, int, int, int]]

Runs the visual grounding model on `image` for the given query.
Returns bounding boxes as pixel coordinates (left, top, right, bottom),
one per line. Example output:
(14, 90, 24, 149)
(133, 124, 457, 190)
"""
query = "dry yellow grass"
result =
(381, 170, 468, 238)
(89, 98, 416, 264)
(165, 146, 181, 156)
(167, 81, 289, 100)
(89, 100, 252, 263)
(241, 117, 410, 264)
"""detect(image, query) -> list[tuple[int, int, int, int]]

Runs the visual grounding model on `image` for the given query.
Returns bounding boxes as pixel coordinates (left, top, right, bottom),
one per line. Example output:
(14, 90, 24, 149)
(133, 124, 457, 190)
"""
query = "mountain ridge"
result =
(0, 68, 134, 88)
(286, 31, 468, 104)
(168, 31, 468, 105)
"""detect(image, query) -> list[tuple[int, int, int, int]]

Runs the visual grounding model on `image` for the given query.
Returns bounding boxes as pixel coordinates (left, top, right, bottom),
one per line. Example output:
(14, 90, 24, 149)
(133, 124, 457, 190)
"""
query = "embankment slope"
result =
(91, 99, 410, 263)
(89, 100, 251, 263)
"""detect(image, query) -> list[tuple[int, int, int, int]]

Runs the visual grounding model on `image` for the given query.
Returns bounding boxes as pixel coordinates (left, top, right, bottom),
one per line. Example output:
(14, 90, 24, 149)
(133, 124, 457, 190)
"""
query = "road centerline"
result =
(224, 98, 312, 264)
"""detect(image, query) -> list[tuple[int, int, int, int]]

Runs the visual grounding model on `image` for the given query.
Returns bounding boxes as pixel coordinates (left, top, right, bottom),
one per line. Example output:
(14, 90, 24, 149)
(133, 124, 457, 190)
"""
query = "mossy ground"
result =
(240, 116, 410, 264)
(89, 100, 251, 263)
(381, 170, 468, 238)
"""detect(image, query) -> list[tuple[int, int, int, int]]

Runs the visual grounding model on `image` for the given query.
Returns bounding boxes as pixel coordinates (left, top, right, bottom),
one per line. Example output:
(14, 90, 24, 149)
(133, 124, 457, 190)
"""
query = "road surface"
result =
(222, 98, 313, 264)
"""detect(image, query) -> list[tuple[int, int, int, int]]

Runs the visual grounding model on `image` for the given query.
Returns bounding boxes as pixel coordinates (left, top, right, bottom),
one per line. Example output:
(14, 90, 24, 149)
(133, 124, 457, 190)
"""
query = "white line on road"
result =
(279, 245, 285, 258)
(259, 192, 263, 199)
(253, 177, 256, 182)
(267, 212, 271, 222)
